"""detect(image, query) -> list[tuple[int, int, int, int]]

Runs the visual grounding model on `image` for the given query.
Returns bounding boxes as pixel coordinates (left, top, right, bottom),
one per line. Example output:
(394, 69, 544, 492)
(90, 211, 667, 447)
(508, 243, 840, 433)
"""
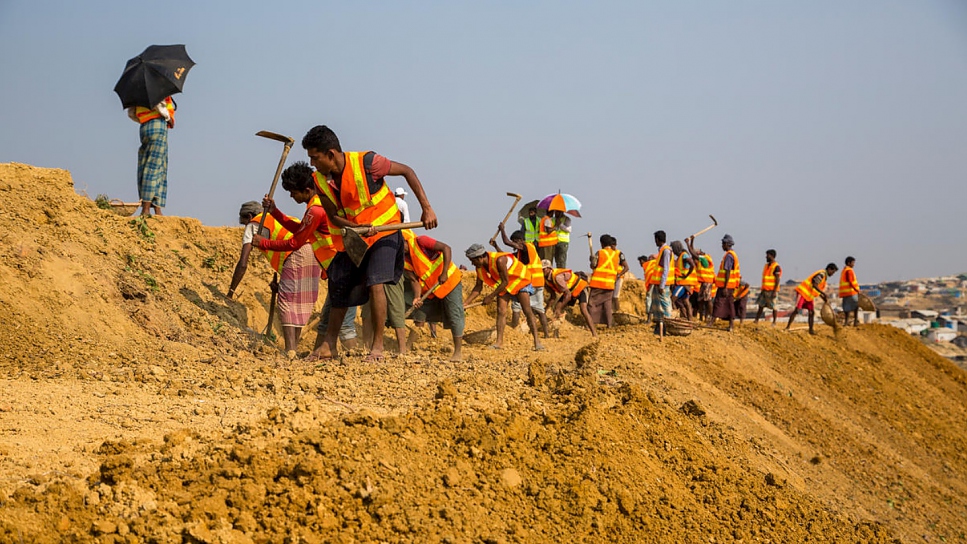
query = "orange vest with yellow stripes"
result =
(477, 252, 531, 295)
(796, 270, 827, 302)
(250, 213, 295, 274)
(402, 230, 461, 299)
(336, 151, 401, 246)
(519, 242, 544, 288)
(715, 250, 741, 289)
(135, 97, 175, 125)
(547, 268, 588, 298)
(589, 248, 620, 290)
(537, 218, 558, 248)
(839, 266, 859, 298)
(761, 262, 780, 292)
(674, 252, 699, 289)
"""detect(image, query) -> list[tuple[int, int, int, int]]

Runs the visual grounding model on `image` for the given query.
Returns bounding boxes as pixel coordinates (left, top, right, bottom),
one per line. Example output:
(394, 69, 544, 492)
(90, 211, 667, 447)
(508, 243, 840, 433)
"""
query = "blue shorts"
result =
(672, 285, 690, 299)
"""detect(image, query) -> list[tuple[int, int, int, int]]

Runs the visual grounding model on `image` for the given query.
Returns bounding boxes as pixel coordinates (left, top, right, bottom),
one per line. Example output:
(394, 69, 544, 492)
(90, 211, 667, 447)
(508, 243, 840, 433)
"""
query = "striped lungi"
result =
(137, 118, 168, 208)
(278, 244, 321, 327)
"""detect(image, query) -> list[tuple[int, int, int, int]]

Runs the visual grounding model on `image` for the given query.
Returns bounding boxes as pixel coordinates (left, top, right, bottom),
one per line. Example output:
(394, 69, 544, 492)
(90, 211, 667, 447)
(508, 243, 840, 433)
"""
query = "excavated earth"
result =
(0, 162, 965, 543)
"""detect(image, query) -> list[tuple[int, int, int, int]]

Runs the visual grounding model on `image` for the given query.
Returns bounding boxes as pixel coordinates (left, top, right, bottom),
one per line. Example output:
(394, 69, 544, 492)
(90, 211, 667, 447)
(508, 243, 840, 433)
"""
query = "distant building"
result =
(952, 336, 967, 349)
(925, 328, 958, 343)
(888, 318, 930, 335)
(911, 310, 939, 320)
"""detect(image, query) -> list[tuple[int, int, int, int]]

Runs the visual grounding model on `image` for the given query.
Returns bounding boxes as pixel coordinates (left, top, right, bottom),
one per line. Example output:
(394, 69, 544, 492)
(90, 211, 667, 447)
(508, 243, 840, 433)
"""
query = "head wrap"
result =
(541, 259, 552, 269)
(722, 234, 734, 246)
(670, 240, 684, 254)
(465, 244, 487, 260)
(239, 201, 262, 219)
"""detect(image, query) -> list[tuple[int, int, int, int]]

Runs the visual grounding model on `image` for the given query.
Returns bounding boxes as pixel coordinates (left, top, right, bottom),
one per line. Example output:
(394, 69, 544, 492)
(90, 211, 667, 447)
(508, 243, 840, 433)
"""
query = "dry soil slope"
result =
(0, 163, 965, 543)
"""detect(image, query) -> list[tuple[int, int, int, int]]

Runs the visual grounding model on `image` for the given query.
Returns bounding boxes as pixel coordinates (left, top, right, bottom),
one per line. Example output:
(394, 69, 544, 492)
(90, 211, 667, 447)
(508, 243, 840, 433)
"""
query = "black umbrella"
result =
(113, 44, 195, 109)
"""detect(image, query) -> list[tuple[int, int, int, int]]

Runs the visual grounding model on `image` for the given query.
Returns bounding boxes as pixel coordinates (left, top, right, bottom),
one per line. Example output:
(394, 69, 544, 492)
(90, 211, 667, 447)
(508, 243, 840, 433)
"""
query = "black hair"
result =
(845, 256, 855, 265)
(510, 230, 524, 241)
(766, 249, 777, 258)
(826, 262, 839, 272)
(637, 255, 649, 263)
(280, 161, 315, 192)
(600, 234, 611, 246)
(302, 125, 342, 152)
(654, 230, 666, 244)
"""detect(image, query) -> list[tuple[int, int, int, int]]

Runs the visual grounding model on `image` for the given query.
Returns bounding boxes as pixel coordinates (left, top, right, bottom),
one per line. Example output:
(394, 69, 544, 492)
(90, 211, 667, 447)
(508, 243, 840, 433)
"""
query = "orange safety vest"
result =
(641, 259, 657, 289)
(312, 171, 346, 252)
(135, 97, 175, 125)
(249, 213, 295, 274)
(547, 268, 588, 298)
(761, 262, 780, 292)
(696, 254, 716, 284)
(653, 245, 674, 287)
(674, 252, 699, 289)
(476, 252, 531, 295)
(304, 195, 340, 272)
(401, 230, 461, 299)
(734, 284, 750, 300)
(537, 218, 558, 248)
(518, 242, 544, 288)
(839, 266, 859, 298)
(589, 248, 620, 290)
(336, 151, 401, 246)
(715, 250, 741, 289)
(796, 270, 827, 302)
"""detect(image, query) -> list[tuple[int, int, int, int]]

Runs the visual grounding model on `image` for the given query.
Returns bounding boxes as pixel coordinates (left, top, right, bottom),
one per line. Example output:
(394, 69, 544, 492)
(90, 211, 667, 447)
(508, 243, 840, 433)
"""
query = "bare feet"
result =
(307, 344, 336, 362)
(365, 350, 385, 363)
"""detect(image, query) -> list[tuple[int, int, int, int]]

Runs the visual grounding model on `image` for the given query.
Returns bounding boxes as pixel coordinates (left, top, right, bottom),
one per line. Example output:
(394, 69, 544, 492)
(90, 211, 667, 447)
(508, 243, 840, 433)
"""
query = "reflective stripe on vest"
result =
(549, 268, 587, 298)
(476, 252, 531, 295)
(401, 230, 461, 299)
(538, 218, 558, 247)
(135, 97, 174, 124)
(338, 151, 401, 245)
(643, 260, 657, 288)
(839, 266, 859, 297)
(696, 254, 716, 284)
(761, 262, 780, 292)
(312, 171, 345, 251)
(796, 270, 827, 302)
(250, 213, 295, 274)
(734, 284, 750, 299)
(715, 250, 741, 289)
(589, 248, 619, 290)
(675, 253, 698, 288)
(305, 195, 338, 270)
(521, 218, 539, 244)
(556, 222, 570, 243)
(520, 242, 544, 288)
(655, 245, 673, 286)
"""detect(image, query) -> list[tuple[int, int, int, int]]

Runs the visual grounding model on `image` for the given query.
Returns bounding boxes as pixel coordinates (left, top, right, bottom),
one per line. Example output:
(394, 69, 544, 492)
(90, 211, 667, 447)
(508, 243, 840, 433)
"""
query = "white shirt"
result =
(395, 197, 410, 222)
(241, 223, 259, 245)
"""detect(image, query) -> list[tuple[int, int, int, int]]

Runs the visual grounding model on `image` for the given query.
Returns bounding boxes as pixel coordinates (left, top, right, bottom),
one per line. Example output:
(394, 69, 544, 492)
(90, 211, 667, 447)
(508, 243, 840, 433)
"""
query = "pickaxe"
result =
(489, 192, 523, 246)
(255, 130, 295, 338)
(688, 215, 718, 240)
(585, 232, 593, 258)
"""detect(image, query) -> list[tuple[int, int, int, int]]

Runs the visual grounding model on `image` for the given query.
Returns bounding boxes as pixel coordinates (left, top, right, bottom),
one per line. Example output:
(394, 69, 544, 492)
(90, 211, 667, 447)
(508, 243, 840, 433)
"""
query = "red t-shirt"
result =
(258, 205, 327, 251)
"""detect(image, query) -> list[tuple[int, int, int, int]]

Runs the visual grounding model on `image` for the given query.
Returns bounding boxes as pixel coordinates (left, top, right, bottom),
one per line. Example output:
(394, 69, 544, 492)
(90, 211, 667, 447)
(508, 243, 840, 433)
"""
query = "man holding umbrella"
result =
(114, 44, 194, 217)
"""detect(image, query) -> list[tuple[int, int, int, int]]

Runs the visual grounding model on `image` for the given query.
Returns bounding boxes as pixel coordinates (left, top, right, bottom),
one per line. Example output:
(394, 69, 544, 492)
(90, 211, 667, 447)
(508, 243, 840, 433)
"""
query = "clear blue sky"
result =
(2, 1, 966, 283)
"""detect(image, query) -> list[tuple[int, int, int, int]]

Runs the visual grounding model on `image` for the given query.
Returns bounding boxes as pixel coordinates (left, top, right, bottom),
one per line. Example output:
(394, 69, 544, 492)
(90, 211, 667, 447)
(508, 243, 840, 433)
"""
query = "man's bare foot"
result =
(449, 350, 463, 362)
(307, 344, 336, 362)
(365, 350, 385, 363)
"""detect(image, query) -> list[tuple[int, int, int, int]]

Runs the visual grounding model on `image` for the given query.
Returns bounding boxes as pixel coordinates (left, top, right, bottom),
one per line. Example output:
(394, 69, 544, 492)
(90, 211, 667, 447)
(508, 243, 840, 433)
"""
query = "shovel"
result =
(343, 221, 425, 266)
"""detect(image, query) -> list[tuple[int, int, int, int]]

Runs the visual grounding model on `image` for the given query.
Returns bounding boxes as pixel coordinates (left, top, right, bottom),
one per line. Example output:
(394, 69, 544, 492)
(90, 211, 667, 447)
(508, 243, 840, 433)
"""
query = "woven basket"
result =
(109, 199, 140, 216)
(463, 329, 495, 345)
(820, 303, 837, 328)
(858, 292, 876, 312)
(662, 318, 694, 337)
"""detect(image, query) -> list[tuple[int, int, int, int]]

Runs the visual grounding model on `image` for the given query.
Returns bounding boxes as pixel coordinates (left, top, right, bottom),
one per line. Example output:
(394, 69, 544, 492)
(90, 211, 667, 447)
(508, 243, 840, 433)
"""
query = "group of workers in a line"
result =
(227, 124, 863, 363)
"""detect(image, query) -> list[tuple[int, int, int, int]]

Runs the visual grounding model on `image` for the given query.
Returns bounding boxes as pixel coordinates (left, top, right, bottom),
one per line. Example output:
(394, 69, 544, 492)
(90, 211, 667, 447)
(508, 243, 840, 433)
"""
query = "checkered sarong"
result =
(137, 118, 168, 207)
(278, 244, 321, 327)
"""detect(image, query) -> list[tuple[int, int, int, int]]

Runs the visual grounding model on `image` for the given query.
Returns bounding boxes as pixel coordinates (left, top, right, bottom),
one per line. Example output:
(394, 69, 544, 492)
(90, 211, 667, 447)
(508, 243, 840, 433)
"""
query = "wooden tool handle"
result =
(257, 142, 293, 232)
(347, 221, 425, 234)
(404, 283, 439, 318)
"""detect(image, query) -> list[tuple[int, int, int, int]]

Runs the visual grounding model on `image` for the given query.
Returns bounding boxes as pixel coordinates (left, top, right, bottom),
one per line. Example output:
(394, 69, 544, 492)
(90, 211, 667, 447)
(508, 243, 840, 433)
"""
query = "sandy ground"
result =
(0, 162, 965, 543)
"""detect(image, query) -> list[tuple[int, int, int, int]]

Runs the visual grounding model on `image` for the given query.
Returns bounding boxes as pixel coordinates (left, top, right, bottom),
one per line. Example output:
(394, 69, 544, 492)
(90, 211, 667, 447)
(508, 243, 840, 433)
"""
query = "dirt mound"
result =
(1, 163, 966, 542)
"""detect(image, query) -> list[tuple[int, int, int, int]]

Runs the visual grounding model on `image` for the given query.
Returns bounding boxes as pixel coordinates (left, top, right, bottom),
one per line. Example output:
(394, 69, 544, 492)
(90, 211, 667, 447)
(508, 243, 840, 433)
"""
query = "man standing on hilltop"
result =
(650, 231, 674, 327)
(786, 263, 839, 335)
(754, 249, 782, 325)
(839, 256, 861, 327)
(127, 96, 175, 216)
